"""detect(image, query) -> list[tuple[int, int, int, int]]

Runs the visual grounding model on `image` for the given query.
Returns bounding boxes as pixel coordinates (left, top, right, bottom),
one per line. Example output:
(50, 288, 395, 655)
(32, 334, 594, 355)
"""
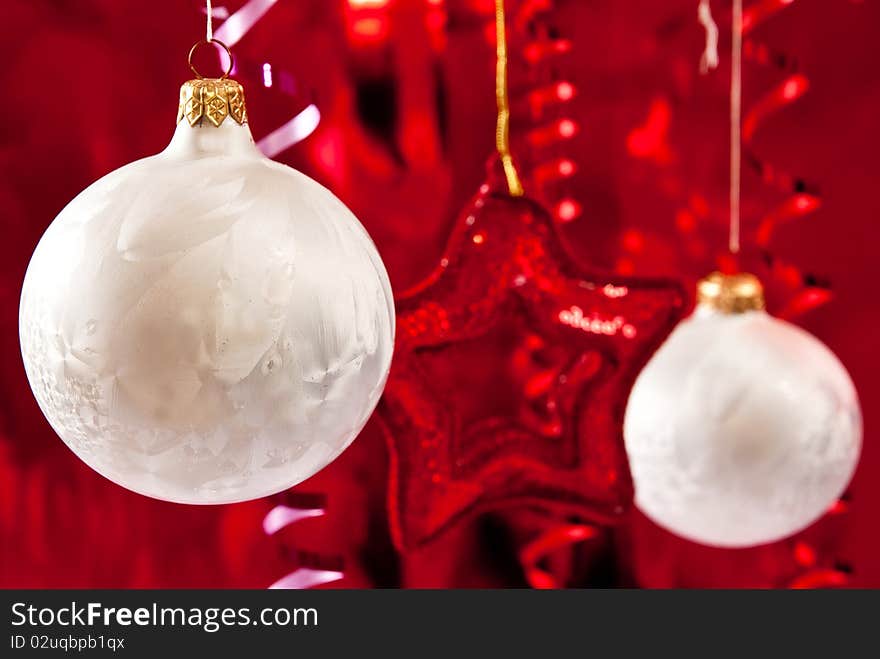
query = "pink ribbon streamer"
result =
(519, 524, 599, 589)
(257, 103, 322, 158)
(212, 0, 321, 155)
(214, 0, 279, 47)
(262, 502, 325, 536)
(269, 567, 344, 590)
(262, 499, 344, 590)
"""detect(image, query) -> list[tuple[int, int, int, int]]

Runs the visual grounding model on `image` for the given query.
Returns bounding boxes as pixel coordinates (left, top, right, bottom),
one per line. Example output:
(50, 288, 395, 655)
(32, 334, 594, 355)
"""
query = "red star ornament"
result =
(380, 173, 687, 550)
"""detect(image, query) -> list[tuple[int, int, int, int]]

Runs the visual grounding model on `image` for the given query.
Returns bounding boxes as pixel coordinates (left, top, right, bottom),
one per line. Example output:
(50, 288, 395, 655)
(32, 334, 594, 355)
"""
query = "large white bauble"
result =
(624, 286, 861, 547)
(19, 84, 394, 504)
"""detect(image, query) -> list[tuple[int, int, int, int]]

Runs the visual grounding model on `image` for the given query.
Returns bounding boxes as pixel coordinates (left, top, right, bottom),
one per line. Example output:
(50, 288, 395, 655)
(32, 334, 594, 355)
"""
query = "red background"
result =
(1, 0, 878, 587)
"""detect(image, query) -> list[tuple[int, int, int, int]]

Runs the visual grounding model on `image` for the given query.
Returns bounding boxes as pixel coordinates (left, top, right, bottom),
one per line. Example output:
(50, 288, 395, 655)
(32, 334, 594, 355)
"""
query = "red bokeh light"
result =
(556, 81, 575, 101)
(555, 199, 581, 222)
(557, 159, 576, 177)
(351, 17, 388, 39)
(558, 119, 577, 138)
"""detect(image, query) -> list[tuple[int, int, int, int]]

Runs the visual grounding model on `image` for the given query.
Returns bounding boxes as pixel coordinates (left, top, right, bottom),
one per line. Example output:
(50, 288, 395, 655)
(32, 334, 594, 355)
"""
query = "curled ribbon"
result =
(209, 0, 321, 157)
(213, 0, 279, 47)
(734, 0, 848, 587)
(263, 493, 344, 590)
(740, 0, 831, 318)
(519, 1, 583, 222)
(785, 496, 851, 589)
(787, 569, 849, 589)
(519, 524, 599, 589)
(257, 104, 322, 159)
(262, 497, 325, 535)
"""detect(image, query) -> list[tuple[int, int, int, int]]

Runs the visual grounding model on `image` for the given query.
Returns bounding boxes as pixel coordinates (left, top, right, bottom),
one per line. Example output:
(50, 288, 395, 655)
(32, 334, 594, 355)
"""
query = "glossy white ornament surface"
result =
(623, 306, 861, 547)
(19, 120, 394, 504)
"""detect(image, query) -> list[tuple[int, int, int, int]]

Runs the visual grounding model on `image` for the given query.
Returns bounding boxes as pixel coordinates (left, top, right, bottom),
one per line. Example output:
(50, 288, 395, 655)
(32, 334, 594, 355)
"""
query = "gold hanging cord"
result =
(495, 0, 525, 197)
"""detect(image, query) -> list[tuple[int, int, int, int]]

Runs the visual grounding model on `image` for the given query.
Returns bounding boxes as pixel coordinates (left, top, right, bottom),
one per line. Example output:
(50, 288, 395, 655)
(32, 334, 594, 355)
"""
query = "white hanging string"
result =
(206, 0, 214, 42)
(699, 0, 742, 254)
(729, 0, 743, 254)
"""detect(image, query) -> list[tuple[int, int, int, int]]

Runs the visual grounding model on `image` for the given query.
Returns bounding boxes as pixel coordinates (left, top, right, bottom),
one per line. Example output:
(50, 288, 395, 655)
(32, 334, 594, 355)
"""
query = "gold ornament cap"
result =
(177, 78, 248, 127)
(177, 39, 247, 127)
(697, 271, 765, 313)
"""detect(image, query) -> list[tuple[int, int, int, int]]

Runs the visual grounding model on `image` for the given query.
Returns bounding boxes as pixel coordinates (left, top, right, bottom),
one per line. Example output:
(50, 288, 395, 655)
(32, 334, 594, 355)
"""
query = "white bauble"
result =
(623, 273, 861, 547)
(19, 78, 394, 504)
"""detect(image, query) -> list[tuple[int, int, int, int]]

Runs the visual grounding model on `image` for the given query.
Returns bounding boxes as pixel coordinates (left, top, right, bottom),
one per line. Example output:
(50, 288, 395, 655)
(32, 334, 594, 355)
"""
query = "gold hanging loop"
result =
(187, 38, 234, 80)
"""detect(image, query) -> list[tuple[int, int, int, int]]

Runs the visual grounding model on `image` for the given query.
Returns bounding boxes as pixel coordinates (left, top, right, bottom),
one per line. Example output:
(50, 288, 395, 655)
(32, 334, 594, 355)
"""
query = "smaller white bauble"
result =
(623, 272, 861, 548)
(19, 78, 394, 504)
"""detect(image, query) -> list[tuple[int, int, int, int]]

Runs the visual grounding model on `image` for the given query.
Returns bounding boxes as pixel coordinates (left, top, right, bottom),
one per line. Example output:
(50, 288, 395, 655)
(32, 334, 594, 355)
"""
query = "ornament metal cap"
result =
(177, 78, 248, 127)
(176, 39, 247, 127)
(697, 271, 765, 313)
